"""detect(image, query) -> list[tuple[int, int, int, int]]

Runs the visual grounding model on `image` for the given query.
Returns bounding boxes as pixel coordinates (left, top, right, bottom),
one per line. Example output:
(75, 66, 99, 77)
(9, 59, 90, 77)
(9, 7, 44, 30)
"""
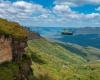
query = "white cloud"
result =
(68, 13, 80, 19)
(55, 0, 100, 6)
(54, 1, 77, 7)
(53, 3, 100, 19)
(88, 0, 100, 4)
(96, 7, 100, 11)
(13, 1, 33, 9)
(53, 3, 76, 18)
(0, 0, 100, 27)
(85, 13, 100, 18)
(53, 4, 71, 12)
(0, 1, 50, 21)
(0, 1, 46, 26)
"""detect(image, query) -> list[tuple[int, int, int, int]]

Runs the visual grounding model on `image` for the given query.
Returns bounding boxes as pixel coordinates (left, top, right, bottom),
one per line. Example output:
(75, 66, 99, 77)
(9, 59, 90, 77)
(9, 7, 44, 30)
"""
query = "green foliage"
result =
(0, 18, 27, 40)
(0, 61, 19, 80)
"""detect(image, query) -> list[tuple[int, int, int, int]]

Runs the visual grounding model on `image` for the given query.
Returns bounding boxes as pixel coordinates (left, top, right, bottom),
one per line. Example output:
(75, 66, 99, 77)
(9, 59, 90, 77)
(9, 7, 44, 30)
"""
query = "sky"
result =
(0, 0, 100, 27)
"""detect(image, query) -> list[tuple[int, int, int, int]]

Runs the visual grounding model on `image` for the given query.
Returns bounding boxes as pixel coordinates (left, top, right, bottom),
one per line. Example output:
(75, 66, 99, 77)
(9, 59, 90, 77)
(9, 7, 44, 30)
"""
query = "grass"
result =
(0, 61, 19, 80)
(0, 18, 27, 40)
(26, 38, 100, 80)
(28, 38, 86, 64)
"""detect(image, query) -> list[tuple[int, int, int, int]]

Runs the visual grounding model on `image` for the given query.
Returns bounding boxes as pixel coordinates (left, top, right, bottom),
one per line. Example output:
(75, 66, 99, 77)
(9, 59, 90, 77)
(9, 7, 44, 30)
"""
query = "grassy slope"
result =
(58, 42, 100, 61)
(27, 38, 100, 80)
(28, 38, 86, 64)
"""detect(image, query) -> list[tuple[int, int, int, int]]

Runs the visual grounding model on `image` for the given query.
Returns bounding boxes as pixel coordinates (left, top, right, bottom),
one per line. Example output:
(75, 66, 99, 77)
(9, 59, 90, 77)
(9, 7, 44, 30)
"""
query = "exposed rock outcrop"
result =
(0, 18, 42, 80)
(0, 35, 12, 63)
(12, 38, 27, 63)
(0, 34, 27, 63)
(0, 35, 33, 80)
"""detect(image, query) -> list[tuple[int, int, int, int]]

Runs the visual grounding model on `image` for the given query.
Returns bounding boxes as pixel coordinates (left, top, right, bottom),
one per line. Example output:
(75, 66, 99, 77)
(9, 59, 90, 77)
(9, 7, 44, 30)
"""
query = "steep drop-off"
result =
(0, 18, 33, 80)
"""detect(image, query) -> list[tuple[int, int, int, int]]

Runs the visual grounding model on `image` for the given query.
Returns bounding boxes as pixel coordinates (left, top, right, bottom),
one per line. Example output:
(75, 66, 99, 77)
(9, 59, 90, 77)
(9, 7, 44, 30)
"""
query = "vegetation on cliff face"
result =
(0, 18, 27, 40)
(0, 61, 19, 80)
(0, 18, 32, 80)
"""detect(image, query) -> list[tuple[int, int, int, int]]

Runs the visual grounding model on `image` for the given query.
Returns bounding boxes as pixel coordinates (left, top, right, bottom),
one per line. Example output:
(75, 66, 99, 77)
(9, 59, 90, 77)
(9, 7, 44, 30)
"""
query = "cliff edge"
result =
(0, 18, 34, 80)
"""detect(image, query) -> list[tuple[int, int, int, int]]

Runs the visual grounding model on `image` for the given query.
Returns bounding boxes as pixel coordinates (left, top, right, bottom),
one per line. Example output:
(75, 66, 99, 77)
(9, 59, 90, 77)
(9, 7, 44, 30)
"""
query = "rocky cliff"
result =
(0, 35, 12, 63)
(0, 33, 32, 80)
(0, 18, 34, 80)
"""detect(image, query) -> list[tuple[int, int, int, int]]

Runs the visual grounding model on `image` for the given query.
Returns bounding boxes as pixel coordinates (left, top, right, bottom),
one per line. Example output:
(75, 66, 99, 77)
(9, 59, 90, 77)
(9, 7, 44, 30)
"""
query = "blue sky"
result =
(0, 0, 100, 27)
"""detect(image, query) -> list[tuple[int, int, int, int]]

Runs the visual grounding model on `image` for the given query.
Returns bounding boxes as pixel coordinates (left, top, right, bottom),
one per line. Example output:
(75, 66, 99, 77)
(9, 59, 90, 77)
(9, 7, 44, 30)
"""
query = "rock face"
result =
(0, 35, 27, 63)
(0, 35, 12, 63)
(12, 38, 27, 63)
(0, 25, 41, 80)
(0, 34, 32, 80)
(0, 18, 36, 80)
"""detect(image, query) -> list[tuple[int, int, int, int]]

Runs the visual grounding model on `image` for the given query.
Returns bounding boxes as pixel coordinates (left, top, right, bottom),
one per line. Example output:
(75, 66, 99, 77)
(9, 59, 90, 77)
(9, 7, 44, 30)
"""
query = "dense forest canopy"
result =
(0, 18, 27, 40)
